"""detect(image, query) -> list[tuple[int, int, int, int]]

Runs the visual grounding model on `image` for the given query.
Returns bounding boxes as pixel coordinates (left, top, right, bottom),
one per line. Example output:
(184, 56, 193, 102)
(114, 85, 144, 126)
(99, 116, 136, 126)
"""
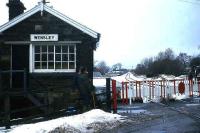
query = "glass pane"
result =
(69, 62, 75, 69)
(62, 45, 68, 53)
(69, 54, 75, 61)
(55, 54, 61, 61)
(69, 46, 74, 53)
(62, 54, 68, 61)
(55, 62, 61, 69)
(42, 46, 47, 53)
(35, 62, 40, 69)
(48, 54, 54, 61)
(35, 54, 40, 61)
(42, 54, 47, 61)
(35, 46, 40, 53)
(55, 45, 61, 53)
(42, 62, 47, 69)
(62, 62, 68, 69)
(48, 62, 54, 69)
(48, 45, 54, 53)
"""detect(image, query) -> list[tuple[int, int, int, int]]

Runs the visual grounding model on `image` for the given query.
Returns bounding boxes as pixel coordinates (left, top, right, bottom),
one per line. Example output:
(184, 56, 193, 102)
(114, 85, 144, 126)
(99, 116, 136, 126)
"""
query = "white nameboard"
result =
(30, 34, 58, 41)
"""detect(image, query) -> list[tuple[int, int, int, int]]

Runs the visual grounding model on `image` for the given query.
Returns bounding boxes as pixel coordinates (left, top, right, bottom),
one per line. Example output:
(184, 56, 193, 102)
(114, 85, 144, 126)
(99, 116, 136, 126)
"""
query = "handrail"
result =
(0, 70, 25, 73)
(0, 69, 27, 92)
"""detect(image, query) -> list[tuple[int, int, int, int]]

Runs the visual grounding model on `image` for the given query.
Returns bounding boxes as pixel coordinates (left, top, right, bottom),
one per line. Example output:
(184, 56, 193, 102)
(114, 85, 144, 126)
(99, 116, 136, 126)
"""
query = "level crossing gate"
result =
(109, 73, 200, 113)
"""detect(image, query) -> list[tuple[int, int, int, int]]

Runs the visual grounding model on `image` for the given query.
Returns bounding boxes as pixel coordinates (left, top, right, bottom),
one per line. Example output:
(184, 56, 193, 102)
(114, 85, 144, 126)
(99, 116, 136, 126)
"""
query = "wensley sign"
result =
(30, 34, 58, 41)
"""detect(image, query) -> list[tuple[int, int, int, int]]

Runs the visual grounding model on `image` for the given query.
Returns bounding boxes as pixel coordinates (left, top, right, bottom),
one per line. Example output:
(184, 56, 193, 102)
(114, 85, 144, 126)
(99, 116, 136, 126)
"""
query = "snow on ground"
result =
(93, 78, 106, 87)
(8, 109, 126, 133)
(172, 93, 188, 100)
(185, 104, 200, 107)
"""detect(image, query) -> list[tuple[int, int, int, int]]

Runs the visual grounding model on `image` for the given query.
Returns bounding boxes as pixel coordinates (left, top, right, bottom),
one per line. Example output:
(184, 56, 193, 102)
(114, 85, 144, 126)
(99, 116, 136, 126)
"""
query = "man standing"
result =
(77, 67, 95, 112)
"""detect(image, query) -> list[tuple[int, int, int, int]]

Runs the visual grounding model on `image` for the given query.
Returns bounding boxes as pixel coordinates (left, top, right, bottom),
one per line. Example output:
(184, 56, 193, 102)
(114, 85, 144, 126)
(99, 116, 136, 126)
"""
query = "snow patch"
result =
(9, 109, 125, 133)
(185, 104, 200, 107)
(172, 93, 188, 100)
(118, 109, 147, 114)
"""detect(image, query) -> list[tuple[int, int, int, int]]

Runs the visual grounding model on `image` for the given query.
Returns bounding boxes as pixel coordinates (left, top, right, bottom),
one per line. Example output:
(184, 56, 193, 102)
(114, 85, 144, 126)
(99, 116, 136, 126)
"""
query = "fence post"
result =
(139, 81, 141, 98)
(129, 82, 132, 105)
(0, 69, 2, 92)
(163, 81, 166, 98)
(136, 81, 138, 98)
(4, 94, 11, 129)
(149, 81, 151, 100)
(189, 80, 191, 96)
(173, 80, 176, 95)
(198, 80, 200, 97)
(125, 82, 128, 104)
(161, 81, 163, 98)
(9, 69, 12, 90)
(24, 68, 27, 93)
(122, 81, 125, 104)
(189, 80, 193, 97)
(152, 81, 154, 99)
(106, 78, 111, 112)
(112, 80, 117, 113)
(191, 80, 193, 97)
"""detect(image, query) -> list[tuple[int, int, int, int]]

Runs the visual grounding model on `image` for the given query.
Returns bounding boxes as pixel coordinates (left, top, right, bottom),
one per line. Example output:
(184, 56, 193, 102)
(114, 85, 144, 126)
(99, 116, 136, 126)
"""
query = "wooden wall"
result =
(1, 11, 98, 89)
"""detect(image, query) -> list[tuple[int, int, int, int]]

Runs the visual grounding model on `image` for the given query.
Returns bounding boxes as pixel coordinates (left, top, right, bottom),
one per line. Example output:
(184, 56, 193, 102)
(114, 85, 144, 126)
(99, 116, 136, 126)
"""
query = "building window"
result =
(31, 44, 76, 72)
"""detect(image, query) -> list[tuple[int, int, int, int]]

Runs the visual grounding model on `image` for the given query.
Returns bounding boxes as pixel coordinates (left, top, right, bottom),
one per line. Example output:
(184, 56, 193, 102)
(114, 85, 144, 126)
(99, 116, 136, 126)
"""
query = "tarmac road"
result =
(103, 98, 200, 133)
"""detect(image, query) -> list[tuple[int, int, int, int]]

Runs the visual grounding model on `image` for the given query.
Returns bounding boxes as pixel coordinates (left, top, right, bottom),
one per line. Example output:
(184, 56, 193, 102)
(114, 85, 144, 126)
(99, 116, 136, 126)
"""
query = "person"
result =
(76, 67, 95, 112)
(188, 70, 193, 81)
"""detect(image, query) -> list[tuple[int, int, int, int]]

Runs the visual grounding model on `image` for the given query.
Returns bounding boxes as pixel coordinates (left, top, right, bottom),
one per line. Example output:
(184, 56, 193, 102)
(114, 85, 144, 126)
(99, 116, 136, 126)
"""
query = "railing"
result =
(0, 69, 27, 92)
(0, 74, 112, 129)
(0, 101, 79, 129)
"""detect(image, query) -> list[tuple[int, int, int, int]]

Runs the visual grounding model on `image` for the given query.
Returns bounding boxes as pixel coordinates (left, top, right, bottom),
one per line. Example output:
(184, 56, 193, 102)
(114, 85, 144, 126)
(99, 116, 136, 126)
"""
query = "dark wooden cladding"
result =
(0, 4, 100, 121)
(1, 11, 98, 87)
(29, 73, 76, 91)
(2, 11, 98, 42)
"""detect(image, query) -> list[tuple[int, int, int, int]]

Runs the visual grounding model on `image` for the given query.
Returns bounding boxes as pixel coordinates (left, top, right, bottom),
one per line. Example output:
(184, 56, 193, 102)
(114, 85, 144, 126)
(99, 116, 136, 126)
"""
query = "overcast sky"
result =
(0, 0, 200, 68)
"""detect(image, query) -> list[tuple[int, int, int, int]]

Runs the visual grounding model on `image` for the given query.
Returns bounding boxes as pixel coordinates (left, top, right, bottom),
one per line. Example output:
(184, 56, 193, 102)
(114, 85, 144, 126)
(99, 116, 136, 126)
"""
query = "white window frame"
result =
(29, 43, 76, 73)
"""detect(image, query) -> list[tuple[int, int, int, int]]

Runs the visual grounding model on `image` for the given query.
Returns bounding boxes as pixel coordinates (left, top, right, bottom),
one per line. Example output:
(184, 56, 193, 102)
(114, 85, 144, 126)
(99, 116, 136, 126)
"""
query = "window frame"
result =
(29, 43, 76, 73)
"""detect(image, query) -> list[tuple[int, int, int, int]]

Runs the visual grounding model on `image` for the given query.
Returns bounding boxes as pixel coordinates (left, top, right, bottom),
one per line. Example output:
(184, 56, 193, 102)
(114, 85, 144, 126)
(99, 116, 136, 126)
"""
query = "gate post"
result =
(122, 81, 125, 104)
(152, 81, 154, 98)
(106, 78, 111, 112)
(136, 81, 138, 98)
(191, 80, 193, 97)
(161, 81, 163, 98)
(173, 80, 176, 95)
(198, 80, 200, 97)
(189, 80, 193, 97)
(112, 80, 117, 113)
(139, 81, 141, 98)
(125, 82, 128, 104)
(149, 81, 151, 100)
(163, 81, 166, 98)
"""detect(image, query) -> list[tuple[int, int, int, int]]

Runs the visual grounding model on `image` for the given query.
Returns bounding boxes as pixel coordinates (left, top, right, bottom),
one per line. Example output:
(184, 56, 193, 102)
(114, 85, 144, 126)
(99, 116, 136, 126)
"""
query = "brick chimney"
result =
(7, 0, 26, 20)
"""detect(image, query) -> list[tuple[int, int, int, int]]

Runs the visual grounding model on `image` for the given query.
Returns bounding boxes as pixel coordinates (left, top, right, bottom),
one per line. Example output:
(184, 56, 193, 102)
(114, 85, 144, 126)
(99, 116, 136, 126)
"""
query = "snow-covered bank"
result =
(9, 109, 126, 133)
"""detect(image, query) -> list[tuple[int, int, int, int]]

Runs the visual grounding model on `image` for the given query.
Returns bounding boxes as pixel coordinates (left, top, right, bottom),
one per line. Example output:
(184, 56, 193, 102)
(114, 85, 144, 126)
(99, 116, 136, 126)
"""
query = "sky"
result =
(0, 0, 200, 68)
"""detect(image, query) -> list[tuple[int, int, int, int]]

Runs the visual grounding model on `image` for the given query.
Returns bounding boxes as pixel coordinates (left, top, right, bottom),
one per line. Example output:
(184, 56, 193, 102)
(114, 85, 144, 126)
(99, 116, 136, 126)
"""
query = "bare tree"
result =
(177, 53, 191, 67)
(95, 61, 110, 75)
(112, 63, 122, 71)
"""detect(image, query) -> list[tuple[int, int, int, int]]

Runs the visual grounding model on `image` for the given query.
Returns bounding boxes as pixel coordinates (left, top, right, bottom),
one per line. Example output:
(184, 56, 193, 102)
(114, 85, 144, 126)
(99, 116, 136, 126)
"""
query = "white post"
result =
(128, 82, 132, 105)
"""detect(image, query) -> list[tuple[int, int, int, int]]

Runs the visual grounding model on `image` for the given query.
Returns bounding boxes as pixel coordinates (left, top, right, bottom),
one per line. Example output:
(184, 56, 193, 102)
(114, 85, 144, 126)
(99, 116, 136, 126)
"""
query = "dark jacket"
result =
(78, 73, 94, 96)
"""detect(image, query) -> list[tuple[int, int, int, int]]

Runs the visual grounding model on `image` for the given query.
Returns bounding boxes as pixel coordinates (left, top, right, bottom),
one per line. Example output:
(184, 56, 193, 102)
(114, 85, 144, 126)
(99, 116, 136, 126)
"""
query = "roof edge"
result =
(0, 2, 100, 39)
(0, 5, 40, 33)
